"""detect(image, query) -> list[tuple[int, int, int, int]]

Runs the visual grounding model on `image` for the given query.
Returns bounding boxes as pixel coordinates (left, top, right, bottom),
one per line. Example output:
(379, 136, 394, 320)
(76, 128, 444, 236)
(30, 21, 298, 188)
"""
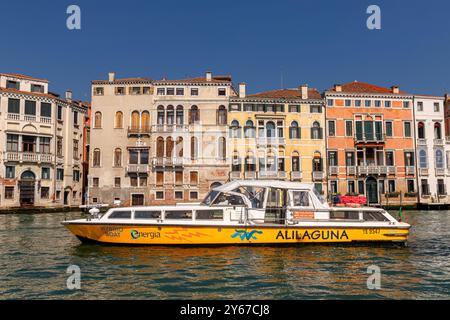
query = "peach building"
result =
(324, 82, 416, 205)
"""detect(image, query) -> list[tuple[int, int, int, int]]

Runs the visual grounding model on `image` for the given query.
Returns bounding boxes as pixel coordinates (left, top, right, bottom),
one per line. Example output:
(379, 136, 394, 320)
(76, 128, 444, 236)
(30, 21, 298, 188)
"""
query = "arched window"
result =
(435, 122, 442, 139)
(157, 106, 165, 125)
(141, 111, 150, 131)
(189, 105, 200, 124)
(93, 148, 101, 167)
(218, 137, 226, 159)
(191, 137, 198, 159)
(167, 105, 174, 125)
(131, 111, 140, 129)
(245, 154, 256, 172)
(436, 149, 444, 168)
(217, 105, 227, 125)
(311, 122, 323, 139)
(115, 111, 123, 129)
(176, 137, 184, 157)
(114, 148, 122, 167)
(312, 151, 322, 172)
(156, 137, 164, 158)
(419, 149, 428, 168)
(292, 152, 300, 172)
(230, 120, 241, 138)
(176, 106, 184, 125)
(94, 112, 102, 128)
(418, 122, 425, 139)
(244, 120, 255, 138)
(166, 137, 174, 157)
(266, 121, 276, 138)
(289, 121, 300, 139)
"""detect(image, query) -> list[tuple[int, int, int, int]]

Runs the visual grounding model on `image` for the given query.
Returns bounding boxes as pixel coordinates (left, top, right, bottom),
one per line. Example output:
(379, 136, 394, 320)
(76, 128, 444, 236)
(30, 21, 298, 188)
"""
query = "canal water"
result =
(0, 211, 449, 299)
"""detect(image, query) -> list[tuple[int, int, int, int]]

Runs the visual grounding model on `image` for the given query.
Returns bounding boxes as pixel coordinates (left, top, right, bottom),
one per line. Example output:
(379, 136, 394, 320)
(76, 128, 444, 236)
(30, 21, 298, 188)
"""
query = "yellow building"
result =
(227, 83, 327, 194)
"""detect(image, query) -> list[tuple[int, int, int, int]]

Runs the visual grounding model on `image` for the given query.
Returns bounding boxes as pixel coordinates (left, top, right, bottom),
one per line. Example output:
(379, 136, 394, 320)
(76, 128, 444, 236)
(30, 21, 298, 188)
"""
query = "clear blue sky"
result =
(1, 0, 449, 101)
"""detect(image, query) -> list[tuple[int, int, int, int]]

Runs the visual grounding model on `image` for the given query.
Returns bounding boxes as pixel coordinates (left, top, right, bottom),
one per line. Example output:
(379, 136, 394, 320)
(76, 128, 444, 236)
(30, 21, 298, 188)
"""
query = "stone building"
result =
(0, 73, 87, 208)
(227, 83, 327, 194)
(88, 71, 234, 206)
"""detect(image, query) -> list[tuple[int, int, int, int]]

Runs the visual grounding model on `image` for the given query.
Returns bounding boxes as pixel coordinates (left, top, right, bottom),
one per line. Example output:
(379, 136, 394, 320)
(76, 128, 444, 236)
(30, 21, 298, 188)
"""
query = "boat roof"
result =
(214, 180, 315, 192)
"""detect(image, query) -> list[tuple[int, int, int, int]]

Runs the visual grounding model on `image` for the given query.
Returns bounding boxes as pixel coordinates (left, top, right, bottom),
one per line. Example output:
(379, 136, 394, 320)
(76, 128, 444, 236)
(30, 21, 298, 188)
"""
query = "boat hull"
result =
(64, 223, 409, 245)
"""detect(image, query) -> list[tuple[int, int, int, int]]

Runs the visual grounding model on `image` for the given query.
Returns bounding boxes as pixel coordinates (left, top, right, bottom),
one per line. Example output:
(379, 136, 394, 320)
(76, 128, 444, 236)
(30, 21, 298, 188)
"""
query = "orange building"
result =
(325, 82, 416, 205)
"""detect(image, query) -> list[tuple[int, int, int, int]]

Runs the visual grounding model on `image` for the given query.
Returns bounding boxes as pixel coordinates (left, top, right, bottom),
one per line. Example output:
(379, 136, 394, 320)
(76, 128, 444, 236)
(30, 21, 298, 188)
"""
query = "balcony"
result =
(230, 172, 242, 180)
(152, 157, 183, 167)
(417, 138, 427, 146)
(419, 168, 429, 176)
(329, 166, 339, 175)
(312, 171, 325, 181)
(405, 166, 415, 175)
(153, 124, 188, 133)
(128, 126, 151, 136)
(435, 168, 445, 176)
(358, 165, 387, 175)
(291, 171, 302, 180)
(7, 113, 20, 120)
(355, 133, 385, 144)
(256, 137, 286, 146)
(258, 171, 287, 179)
(434, 139, 444, 146)
(346, 166, 357, 175)
(244, 171, 257, 179)
(387, 166, 396, 175)
(126, 164, 150, 173)
(5, 152, 54, 163)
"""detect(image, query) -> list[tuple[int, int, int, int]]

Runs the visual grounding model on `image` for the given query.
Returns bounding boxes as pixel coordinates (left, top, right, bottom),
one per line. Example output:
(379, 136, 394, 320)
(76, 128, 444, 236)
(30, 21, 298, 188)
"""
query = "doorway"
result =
(19, 171, 36, 207)
(366, 177, 378, 204)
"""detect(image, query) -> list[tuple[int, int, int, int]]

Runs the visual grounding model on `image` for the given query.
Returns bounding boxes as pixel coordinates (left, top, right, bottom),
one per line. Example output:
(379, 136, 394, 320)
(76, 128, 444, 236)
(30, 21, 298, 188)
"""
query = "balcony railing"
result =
(291, 171, 302, 180)
(152, 157, 183, 167)
(329, 166, 339, 175)
(128, 126, 151, 136)
(244, 171, 257, 179)
(419, 168, 429, 176)
(346, 166, 357, 175)
(405, 166, 415, 175)
(153, 124, 188, 133)
(435, 168, 445, 176)
(387, 166, 396, 175)
(256, 137, 286, 146)
(434, 139, 444, 146)
(230, 171, 242, 180)
(355, 133, 385, 143)
(312, 171, 325, 180)
(358, 165, 387, 175)
(7, 113, 20, 120)
(126, 164, 150, 173)
(5, 152, 54, 163)
(417, 138, 427, 146)
(258, 171, 287, 179)
(6, 113, 53, 124)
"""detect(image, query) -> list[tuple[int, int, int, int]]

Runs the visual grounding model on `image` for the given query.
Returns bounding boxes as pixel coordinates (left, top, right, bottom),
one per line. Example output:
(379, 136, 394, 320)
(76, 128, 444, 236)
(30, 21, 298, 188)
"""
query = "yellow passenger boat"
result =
(63, 181, 410, 245)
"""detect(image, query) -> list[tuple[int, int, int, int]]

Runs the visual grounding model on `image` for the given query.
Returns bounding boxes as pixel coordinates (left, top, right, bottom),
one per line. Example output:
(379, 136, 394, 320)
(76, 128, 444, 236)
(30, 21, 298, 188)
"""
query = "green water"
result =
(0, 211, 449, 299)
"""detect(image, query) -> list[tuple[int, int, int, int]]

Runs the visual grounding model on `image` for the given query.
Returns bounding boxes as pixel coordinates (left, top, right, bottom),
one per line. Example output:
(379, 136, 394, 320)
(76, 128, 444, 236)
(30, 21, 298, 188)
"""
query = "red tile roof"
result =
(92, 77, 152, 84)
(327, 81, 408, 95)
(247, 88, 322, 100)
(0, 73, 49, 83)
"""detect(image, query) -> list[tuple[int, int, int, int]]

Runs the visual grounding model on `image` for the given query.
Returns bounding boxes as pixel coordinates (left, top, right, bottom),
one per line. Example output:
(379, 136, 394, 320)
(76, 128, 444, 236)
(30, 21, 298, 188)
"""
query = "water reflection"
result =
(0, 211, 449, 299)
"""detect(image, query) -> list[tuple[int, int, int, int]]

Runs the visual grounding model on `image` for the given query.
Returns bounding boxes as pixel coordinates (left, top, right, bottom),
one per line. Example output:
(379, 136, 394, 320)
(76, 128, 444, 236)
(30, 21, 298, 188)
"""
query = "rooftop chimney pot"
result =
(391, 85, 400, 94)
(108, 72, 115, 82)
(206, 71, 212, 81)
(65, 90, 72, 101)
(299, 84, 308, 99)
(334, 84, 342, 92)
(239, 83, 246, 98)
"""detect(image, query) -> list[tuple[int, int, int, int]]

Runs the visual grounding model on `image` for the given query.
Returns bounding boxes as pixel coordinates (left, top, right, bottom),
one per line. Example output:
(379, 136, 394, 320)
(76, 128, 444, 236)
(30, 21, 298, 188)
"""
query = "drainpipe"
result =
(412, 96, 420, 208)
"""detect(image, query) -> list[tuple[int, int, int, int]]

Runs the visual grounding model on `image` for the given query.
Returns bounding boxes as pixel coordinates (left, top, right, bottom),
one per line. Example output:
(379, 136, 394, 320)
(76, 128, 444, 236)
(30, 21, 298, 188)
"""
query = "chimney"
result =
(391, 85, 400, 94)
(239, 83, 246, 98)
(65, 90, 72, 101)
(299, 84, 308, 99)
(206, 71, 212, 82)
(108, 72, 115, 82)
(334, 84, 342, 92)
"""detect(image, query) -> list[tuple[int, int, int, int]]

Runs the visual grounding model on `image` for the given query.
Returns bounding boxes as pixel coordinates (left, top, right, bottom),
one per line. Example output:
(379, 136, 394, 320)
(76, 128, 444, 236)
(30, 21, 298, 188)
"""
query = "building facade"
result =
(325, 82, 416, 205)
(88, 72, 233, 206)
(413, 95, 450, 204)
(0, 73, 87, 208)
(228, 84, 327, 194)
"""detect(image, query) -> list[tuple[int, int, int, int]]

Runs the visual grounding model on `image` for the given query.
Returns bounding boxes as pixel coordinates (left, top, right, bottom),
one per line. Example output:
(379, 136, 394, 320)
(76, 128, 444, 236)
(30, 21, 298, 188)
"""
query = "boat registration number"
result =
(363, 228, 380, 235)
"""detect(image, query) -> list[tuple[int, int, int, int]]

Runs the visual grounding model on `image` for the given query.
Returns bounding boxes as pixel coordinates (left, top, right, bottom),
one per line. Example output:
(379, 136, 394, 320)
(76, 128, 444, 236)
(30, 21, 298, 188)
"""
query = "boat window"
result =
(108, 210, 132, 219)
(165, 210, 193, 220)
(196, 210, 224, 220)
(134, 211, 161, 219)
(292, 191, 310, 207)
(330, 211, 359, 220)
(363, 211, 389, 222)
(202, 190, 219, 206)
(212, 193, 245, 206)
(313, 187, 326, 204)
(233, 186, 265, 208)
